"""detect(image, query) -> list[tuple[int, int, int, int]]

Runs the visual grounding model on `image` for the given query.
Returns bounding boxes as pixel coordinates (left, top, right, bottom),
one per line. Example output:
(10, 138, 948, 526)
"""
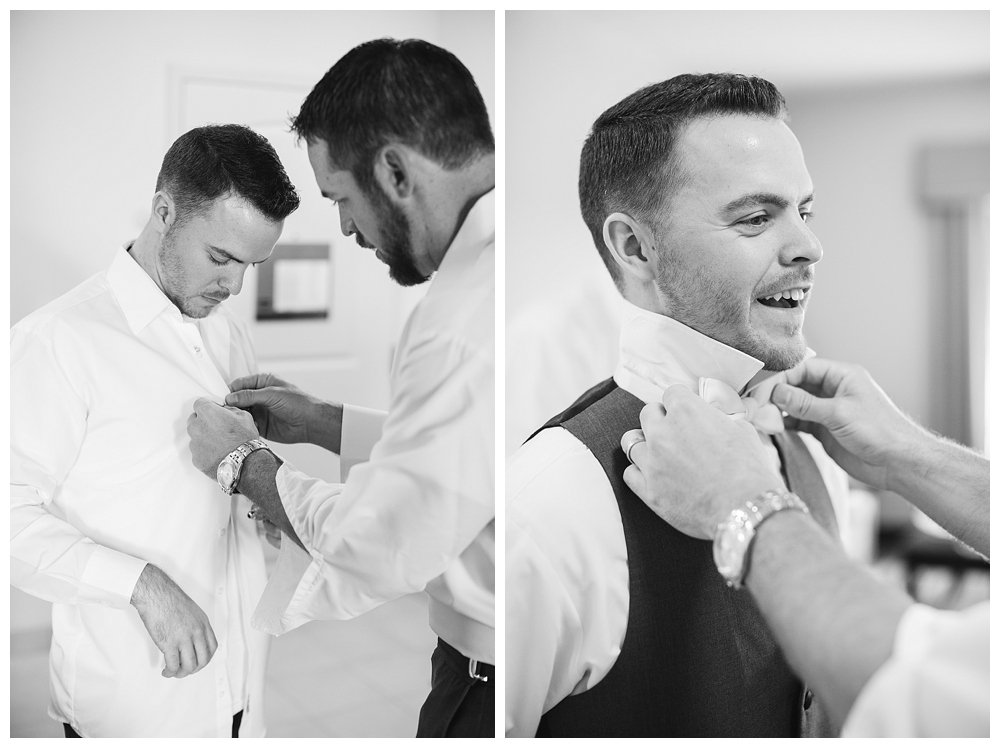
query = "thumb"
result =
(772, 382, 832, 426)
(225, 389, 266, 408)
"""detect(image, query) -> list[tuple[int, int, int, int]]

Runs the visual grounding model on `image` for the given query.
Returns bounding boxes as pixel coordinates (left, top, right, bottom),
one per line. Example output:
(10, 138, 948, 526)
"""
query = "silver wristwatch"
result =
(713, 489, 809, 588)
(217, 439, 270, 496)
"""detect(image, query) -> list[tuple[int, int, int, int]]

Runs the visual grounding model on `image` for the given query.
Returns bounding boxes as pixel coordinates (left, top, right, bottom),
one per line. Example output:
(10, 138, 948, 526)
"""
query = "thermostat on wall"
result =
(256, 243, 330, 321)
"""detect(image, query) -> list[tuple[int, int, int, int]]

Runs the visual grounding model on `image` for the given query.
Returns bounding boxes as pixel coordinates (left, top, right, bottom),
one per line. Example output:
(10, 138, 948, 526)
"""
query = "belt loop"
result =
(468, 657, 488, 683)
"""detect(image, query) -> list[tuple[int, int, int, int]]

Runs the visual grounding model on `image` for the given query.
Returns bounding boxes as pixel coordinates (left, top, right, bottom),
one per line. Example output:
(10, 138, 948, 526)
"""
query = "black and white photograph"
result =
(504, 9, 989, 739)
(7, 7, 992, 742)
(10, 9, 494, 738)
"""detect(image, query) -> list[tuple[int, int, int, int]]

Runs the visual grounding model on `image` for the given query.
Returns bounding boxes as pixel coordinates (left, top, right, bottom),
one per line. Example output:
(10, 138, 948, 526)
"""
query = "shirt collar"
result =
(428, 189, 495, 293)
(614, 301, 767, 404)
(108, 243, 178, 334)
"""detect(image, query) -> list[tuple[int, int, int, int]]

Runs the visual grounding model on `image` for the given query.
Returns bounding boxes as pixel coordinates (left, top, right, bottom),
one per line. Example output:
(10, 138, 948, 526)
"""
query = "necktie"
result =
(698, 376, 785, 434)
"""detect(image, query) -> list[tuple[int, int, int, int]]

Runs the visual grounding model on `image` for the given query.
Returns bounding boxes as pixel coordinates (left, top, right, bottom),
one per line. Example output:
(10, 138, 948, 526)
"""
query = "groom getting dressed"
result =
(505, 73, 849, 737)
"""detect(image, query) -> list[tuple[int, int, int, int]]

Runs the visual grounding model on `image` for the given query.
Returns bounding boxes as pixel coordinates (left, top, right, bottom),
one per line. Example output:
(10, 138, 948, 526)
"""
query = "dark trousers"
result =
(416, 638, 494, 738)
(64, 710, 243, 738)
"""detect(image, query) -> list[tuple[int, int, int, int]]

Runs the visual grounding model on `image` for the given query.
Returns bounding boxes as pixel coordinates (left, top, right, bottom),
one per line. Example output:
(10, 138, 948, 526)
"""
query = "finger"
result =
(623, 463, 647, 500)
(225, 388, 274, 409)
(175, 640, 197, 678)
(192, 397, 224, 417)
(228, 373, 278, 393)
(620, 428, 646, 458)
(661, 383, 699, 409)
(626, 439, 648, 470)
(192, 633, 210, 675)
(205, 624, 218, 662)
(781, 357, 849, 397)
(771, 382, 835, 426)
(162, 647, 181, 678)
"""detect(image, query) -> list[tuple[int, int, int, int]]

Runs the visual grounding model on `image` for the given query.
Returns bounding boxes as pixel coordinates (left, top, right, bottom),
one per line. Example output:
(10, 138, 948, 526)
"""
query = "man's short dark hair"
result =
(579, 73, 788, 287)
(155, 124, 300, 225)
(291, 38, 494, 191)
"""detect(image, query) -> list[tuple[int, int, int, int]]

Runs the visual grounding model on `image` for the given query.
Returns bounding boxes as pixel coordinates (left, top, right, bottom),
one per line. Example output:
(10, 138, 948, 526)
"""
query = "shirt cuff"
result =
(340, 404, 387, 480)
(251, 534, 320, 635)
(79, 545, 150, 609)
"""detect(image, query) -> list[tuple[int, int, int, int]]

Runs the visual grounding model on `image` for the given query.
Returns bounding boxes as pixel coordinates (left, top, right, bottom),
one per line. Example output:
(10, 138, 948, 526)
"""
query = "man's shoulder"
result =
(506, 426, 610, 516)
(12, 270, 113, 342)
(506, 424, 627, 609)
(411, 229, 493, 348)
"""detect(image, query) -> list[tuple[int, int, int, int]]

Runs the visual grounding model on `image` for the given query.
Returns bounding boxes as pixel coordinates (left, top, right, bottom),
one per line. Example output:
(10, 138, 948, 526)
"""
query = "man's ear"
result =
(373, 145, 415, 201)
(603, 212, 658, 282)
(150, 191, 177, 236)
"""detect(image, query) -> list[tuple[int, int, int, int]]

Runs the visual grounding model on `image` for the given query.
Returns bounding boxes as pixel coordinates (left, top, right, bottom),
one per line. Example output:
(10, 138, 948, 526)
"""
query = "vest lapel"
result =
(772, 430, 839, 538)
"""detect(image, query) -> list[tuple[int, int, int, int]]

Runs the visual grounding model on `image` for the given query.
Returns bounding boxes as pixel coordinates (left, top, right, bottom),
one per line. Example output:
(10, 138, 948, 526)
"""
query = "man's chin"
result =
(756, 338, 808, 372)
(178, 298, 219, 319)
(386, 258, 432, 287)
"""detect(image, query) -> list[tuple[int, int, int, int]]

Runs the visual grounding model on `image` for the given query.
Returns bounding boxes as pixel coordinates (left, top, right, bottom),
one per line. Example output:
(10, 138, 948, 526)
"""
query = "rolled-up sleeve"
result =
(10, 326, 147, 608)
(339, 405, 388, 480)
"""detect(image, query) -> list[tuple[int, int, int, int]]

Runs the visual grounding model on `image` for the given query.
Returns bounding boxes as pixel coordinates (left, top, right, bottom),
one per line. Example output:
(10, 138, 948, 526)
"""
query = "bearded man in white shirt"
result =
(505, 73, 850, 737)
(186, 39, 495, 738)
(10, 124, 299, 737)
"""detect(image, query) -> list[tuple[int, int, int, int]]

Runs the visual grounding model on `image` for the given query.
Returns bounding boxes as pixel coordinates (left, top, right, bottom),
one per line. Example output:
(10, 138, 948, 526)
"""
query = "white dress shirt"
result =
(841, 600, 989, 737)
(505, 302, 850, 737)
(10, 247, 270, 737)
(253, 191, 495, 665)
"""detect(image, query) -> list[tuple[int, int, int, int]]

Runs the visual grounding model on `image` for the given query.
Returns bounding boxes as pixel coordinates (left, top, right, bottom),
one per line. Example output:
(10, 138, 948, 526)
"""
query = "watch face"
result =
(714, 512, 751, 579)
(217, 459, 236, 491)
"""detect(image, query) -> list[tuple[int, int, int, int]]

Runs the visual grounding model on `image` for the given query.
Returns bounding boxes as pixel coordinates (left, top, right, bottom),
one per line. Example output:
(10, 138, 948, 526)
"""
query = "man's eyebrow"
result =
(722, 192, 814, 214)
(208, 245, 244, 264)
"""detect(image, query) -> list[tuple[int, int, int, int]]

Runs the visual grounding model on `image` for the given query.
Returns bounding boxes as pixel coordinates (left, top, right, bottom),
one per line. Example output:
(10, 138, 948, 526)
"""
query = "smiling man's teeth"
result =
(767, 289, 805, 302)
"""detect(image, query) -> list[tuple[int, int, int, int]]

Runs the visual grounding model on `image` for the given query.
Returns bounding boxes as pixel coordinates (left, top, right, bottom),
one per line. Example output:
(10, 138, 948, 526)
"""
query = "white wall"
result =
(783, 78, 989, 436)
(504, 10, 988, 444)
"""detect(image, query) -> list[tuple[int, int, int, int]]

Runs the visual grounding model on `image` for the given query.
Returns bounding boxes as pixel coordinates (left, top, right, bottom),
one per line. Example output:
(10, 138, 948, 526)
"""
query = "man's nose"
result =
(338, 206, 355, 237)
(220, 267, 245, 296)
(780, 220, 823, 267)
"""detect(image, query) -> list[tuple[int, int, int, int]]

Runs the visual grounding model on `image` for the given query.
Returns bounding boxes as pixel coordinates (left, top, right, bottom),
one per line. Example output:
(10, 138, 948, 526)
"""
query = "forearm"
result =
(237, 450, 306, 551)
(884, 432, 989, 557)
(745, 510, 912, 730)
(307, 400, 344, 454)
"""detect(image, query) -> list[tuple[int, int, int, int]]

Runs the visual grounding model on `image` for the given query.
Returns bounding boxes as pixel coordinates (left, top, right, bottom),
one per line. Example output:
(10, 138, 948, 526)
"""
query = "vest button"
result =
(803, 689, 813, 710)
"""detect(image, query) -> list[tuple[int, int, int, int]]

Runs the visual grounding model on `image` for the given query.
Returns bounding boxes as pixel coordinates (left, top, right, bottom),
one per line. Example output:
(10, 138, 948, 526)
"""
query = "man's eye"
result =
(209, 255, 229, 266)
(739, 214, 770, 228)
(800, 210, 814, 223)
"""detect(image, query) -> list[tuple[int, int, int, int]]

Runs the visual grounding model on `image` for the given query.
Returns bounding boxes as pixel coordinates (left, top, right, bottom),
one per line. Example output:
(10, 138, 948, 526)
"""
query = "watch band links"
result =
(715, 489, 810, 589)
(219, 438, 270, 496)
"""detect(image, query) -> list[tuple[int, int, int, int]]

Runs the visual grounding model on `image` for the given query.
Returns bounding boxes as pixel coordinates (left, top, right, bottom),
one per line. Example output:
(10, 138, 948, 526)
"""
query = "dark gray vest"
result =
(531, 378, 838, 737)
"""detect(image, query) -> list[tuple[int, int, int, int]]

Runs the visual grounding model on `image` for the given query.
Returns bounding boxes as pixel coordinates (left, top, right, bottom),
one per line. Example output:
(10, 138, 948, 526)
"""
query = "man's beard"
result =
(363, 183, 431, 288)
(159, 226, 225, 318)
(654, 252, 808, 372)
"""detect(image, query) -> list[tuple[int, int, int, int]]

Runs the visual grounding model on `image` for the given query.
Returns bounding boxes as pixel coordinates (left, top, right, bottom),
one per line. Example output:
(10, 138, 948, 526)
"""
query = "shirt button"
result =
(218, 528, 226, 539)
(803, 689, 813, 710)
(194, 346, 203, 357)
(217, 586, 224, 596)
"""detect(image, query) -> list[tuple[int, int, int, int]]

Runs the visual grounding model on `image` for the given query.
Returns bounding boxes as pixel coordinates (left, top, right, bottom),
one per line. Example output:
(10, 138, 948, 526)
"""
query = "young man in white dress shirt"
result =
(10, 124, 299, 737)
(186, 39, 495, 737)
(505, 74, 850, 737)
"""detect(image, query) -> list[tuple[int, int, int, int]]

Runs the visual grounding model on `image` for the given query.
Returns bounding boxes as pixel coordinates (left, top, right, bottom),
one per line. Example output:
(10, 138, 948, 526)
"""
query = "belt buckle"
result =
(468, 658, 488, 683)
